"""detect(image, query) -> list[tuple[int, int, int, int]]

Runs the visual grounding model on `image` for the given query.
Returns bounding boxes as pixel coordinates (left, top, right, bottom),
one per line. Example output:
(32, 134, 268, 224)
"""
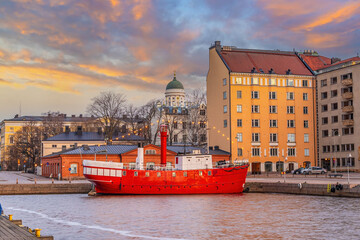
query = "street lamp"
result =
(284, 156, 288, 183)
(347, 153, 352, 184)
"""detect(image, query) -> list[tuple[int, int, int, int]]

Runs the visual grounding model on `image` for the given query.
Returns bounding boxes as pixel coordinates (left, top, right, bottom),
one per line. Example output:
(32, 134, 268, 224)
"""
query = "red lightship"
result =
(83, 125, 249, 194)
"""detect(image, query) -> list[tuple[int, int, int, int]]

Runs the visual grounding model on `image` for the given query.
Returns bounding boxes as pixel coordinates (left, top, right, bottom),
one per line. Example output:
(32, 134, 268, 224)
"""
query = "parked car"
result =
(303, 167, 327, 174)
(291, 167, 304, 174)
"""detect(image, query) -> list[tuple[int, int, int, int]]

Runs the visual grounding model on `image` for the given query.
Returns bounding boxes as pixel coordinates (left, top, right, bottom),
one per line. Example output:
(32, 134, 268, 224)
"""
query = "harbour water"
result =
(1, 193, 359, 240)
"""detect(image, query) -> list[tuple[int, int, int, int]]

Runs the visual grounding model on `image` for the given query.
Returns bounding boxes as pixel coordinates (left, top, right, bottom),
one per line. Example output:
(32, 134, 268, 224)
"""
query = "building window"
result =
(269, 78, 276, 86)
(332, 129, 339, 136)
(287, 120, 295, 128)
(223, 105, 227, 113)
(52, 144, 57, 148)
(302, 80, 308, 87)
(9, 136, 14, 144)
(200, 110, 206, 115)
(223, 120, 227, 128)
(304, 120, 309, 128)
(70, 163, 78, 174)
(269, 105, 277, 113)
(237, 119, 242, 127)
(303, 93, 308, 100)
(174, 135, 178, 142)
(287, 133, 295, 143)
(330, 77, 337, 85)
(252, 119, 260, 127)
(270, 133, 278, 142)
(270, 120, 278, 128)
(321, 104, 328, 112)
(341, 73, 352, 80)
(322, 117, 328, 125)
(304, 149, 310, 156)
(252, 133, 260, 142)
(237, 91, 242, 99)
(200, 134, 206, 142)
(321, 79, 327, 87)
(223, 91, 227, 99)
(321, 92, 328, 99)
(251, 91, 259, 99)
(287, 92, 294, 100)
(331, 90, 338, 98)
(331, 102, 338, 110)
(145, 149, 156, 155)
(322, 130, 329, 137)
(287, 106, 295, 114)
(288, 148, 296, 156)
(199, 121, 206, 128)
(252, 148, 260, 156)
(223, 78, 227, 86)
(269, 92, 277, 99)
(182, 135, 187, 142)
(270, 148, 278, 156)
(251, 77, 259, 85)
(237, 148, 243, 157)
(237, 105, 242, 113)
(303, 106, 308, 114)
(332, 116, 338, 123)
(62, 145, 66, 151)
(342, 127, 354, 135)
(252, 105, 260, 113)
(183, 122, 187, 129)
(304, 134, 309, 143)
(236, 133, 243, 142)
(235, 77, 243, 84)
(286, 79, 294, 86)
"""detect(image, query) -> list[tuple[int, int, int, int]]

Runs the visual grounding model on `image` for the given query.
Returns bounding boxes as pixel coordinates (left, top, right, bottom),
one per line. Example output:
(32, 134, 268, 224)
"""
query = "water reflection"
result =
(1, 194, 359, 240)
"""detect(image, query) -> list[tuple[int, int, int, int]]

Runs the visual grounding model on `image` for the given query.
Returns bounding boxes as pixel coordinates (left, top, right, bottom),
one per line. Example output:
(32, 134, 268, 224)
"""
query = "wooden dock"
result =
(0, 215, 38, 239)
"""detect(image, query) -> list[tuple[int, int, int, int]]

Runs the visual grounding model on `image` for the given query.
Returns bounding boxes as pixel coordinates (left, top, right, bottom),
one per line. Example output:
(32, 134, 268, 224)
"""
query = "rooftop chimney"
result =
(251, 67, 257, 73)
(215, 41, 221, 51)
(79, 114, 83, 118)
(268, 68, 275, 74)
(331, 57, 341, 64)
(76, 126, 82, 135)
(286, 69, 292, 75)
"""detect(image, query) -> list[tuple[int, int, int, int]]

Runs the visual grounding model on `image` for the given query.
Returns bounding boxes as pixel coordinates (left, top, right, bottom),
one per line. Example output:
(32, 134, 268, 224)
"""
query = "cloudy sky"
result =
(0, 0, 359, 120)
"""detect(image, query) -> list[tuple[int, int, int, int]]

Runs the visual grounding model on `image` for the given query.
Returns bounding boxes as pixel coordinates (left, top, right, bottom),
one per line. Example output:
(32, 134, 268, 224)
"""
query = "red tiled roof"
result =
(317, 57, 360, 70)
(220, 50, 313, 76)
(299, 54, 331, 71)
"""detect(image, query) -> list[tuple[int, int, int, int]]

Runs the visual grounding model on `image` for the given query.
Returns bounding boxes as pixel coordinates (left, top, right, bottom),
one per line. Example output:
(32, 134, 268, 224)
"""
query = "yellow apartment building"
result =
(207, 41, 317, 173)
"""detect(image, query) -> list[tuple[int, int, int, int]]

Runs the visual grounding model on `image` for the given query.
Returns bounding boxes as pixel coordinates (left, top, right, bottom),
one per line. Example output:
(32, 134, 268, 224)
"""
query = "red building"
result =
(41, 144, 230, 180)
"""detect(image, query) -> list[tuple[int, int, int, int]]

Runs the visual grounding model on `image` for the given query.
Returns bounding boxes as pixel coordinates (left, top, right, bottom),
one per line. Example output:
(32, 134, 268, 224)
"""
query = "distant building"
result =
(153, 73, 207, 146)
(0, 114, 145, 170)
(42, 129, 146, 157)
(41, 144, 230, 179)
(207, 41, 317, 173)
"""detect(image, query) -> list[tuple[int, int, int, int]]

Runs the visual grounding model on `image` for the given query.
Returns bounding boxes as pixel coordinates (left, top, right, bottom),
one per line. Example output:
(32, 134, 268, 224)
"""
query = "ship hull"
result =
(84, 166, 249, 195)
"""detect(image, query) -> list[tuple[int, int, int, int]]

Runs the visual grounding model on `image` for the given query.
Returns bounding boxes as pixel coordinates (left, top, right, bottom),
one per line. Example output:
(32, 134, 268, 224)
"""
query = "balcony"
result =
(342, 78, 353, 86)
(342, 92, 353, 99)
(342, 106, 354, 112)
(343, 119, 354, 126)
(287, 142, 296, 147)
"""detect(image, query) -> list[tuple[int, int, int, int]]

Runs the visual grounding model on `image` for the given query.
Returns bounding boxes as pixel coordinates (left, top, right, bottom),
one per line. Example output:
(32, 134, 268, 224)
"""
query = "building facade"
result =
(207, 41, 317, 173)
(314, 61, 360, 171)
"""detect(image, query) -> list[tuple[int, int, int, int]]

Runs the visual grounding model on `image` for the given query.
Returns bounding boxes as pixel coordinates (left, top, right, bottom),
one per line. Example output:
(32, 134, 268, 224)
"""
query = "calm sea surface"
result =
(0, 193, 359, 240)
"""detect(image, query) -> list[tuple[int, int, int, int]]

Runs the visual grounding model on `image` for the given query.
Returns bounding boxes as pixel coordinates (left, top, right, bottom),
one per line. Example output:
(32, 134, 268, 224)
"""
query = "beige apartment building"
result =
(315, 60, 360, 171)
(207, 41, 317, 173)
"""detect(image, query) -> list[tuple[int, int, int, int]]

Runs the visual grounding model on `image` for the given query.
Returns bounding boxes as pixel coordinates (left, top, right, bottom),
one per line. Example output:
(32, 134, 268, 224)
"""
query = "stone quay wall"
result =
(0, 183, 92, 195)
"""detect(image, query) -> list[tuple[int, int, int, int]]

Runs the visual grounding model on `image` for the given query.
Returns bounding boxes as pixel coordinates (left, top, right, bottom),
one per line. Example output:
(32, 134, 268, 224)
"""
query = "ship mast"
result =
(160, 125, 168, 167)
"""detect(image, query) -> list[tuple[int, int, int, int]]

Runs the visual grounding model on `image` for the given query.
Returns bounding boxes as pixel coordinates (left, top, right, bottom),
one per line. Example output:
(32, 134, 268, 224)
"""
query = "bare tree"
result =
(7, 121, 42, 172)
(138, 99, 160, 144)
(126, 104, 140, 134)
(87, 91, 127, 144)
(42, 111, 65, 139)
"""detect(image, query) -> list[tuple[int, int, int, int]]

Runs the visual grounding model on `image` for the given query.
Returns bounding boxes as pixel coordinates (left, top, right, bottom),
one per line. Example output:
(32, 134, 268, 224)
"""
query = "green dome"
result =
(166, 76, 184, 90)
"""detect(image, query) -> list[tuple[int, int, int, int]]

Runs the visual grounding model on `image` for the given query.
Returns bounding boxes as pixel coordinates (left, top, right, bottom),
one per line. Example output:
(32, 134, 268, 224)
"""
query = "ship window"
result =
(208, 171, 211, 176)
(183, 172, 187, 177)
(157, 172, 161, 177)
(83, 167, 87, 174)
(145, 172, 149, 177)
(172, 172, 176, 177)
(199, 171, 203, 176)
(98, 169, 104, 176)
(110, 169, 116, 177)
(123, 171, 126, 176)
(116, 170, 122, 177)
(104, 169, 110, 176)
(134, 171, 138, 177)
(91, 168, 97, 175)
(86, 168, 91, 175)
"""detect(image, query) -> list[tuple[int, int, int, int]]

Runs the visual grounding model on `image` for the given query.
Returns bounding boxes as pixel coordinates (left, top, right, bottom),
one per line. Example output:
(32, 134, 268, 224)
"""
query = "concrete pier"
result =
(0, 183, 92, 195)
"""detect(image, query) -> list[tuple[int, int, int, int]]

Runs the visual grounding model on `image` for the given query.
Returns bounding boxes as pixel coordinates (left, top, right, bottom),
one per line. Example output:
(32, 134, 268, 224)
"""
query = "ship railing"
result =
(122, 164, 176, 171)
(213, 160, 249, 169)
